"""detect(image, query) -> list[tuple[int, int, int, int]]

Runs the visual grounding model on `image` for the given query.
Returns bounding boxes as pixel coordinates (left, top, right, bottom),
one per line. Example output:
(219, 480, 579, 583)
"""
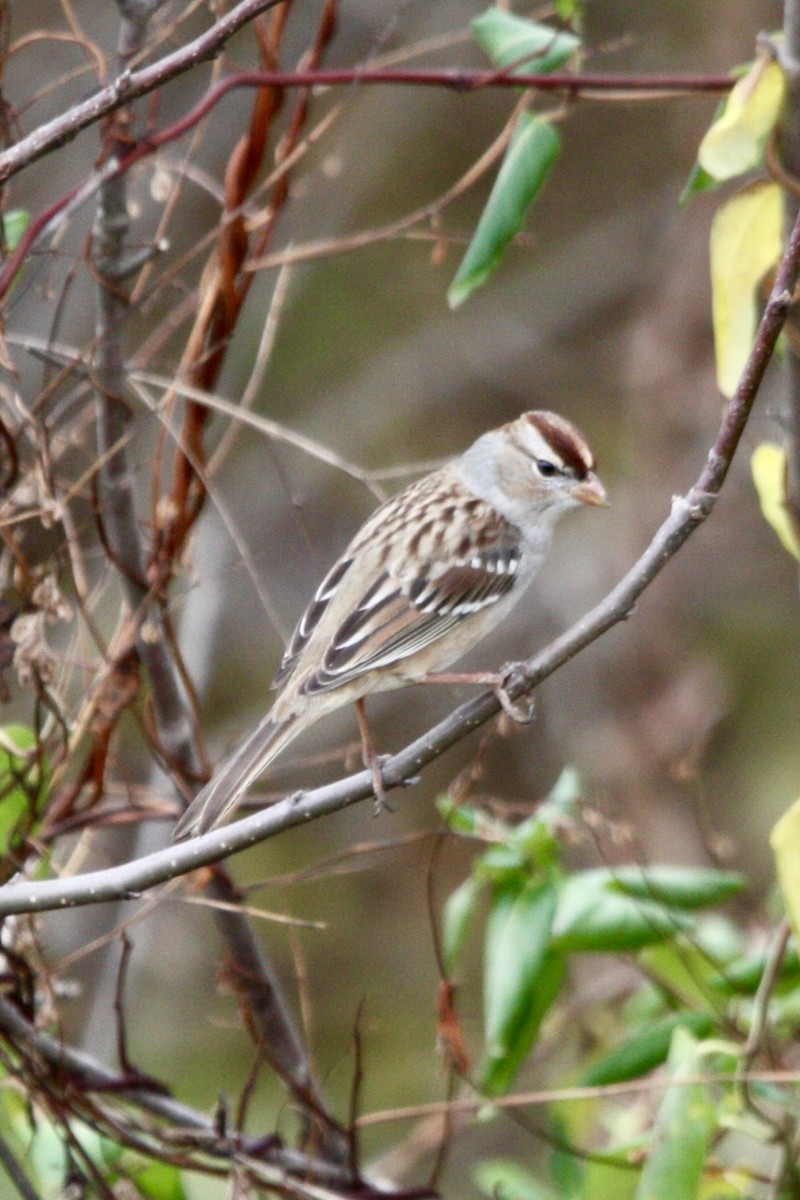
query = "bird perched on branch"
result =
(173, 410, 607, 839)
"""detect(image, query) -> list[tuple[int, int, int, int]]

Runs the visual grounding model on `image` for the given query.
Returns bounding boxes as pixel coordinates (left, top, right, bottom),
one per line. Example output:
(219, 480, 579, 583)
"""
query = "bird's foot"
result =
(354, 698, 394, 813)
(493, 666, 536, 725)
(369, 754, 394, 815)
(420, 667, 536, 724)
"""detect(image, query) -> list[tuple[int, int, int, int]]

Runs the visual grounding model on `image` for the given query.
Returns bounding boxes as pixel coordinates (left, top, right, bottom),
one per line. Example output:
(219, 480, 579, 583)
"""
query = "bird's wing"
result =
(274, 469, 524, 696)
(272, 555, 351, 687)
(301, 534, 522, 695)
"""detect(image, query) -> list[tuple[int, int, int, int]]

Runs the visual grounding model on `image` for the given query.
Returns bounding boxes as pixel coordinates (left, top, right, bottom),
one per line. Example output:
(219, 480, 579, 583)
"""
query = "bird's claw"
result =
(494, 667, 536, 725)
(370, 754, 394, 814)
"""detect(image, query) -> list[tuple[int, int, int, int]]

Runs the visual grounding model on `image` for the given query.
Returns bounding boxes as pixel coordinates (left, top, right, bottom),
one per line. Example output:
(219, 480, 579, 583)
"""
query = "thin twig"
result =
(0, 1133, 41, 1200)
(356, 1068, 800, 1127)
(736, 917, 799, 1184)
(0, 993, 359, 1195)
(205, 260, 294, 476)
(742, 917, 793, 1063)
(0, 59, 733, 188)
(247, 90, 528, 274)
(0, 0, 285, 184)
(130, 369, 383, 484)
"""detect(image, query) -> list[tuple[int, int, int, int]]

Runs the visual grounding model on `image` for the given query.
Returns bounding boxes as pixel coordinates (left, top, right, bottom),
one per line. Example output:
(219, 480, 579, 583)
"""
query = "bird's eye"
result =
(535, 459, 559, 478)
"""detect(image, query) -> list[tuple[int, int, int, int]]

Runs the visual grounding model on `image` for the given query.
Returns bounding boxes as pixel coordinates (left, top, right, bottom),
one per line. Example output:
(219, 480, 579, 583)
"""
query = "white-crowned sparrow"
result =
(173, 410, 607, 838)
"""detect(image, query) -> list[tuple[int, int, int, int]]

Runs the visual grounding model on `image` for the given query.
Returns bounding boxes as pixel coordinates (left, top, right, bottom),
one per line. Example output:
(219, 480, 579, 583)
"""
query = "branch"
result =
(0, 55, 735, 189)
(107, 64, 732, 96)
(0, 992, 364, 1196)
(0, 0, 285, 185)
(2, 192, 799, 917)
(0, 1133, 41, 1200)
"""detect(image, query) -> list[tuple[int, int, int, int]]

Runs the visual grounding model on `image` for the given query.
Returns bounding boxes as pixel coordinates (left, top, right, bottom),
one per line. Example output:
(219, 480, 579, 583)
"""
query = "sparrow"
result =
(173, 410, 607, 838)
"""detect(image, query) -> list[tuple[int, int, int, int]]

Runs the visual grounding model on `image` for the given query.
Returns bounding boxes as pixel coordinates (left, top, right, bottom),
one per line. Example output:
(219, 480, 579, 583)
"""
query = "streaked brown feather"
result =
(281, 468, 525, 696)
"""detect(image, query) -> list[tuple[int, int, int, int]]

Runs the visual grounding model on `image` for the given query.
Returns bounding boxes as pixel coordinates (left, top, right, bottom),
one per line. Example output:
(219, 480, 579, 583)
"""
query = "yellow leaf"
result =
(710, 180, 782, 398)
(700, 1169, 761, 1200)
(752, 443, 800, 559)
(771, 799, 800, 937)
(698, 57, 785, 180)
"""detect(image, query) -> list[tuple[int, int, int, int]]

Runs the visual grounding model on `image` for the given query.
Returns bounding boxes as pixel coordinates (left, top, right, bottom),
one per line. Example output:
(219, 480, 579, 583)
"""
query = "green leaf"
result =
(582, 1011, 715, 1087)
(475, 1157, 558, 1200)
(471, 8, 580, 76)
(134, 1161, 187, 1200)
(448, 114, 561, 308)
(699, 1170, 764, 1199)
(548, 1109, 584, 1197)
(554, 0, 582, 19)
(582, 1155, 641, 1200)
(639, 938, 722, 1010)
(476, 845, 528, 878)
(552, 873, 694, 952)
(711, 943, 800, 995)
(679, 158, 721, 206)
(635, 1029, 715, 1200)
(0, 724, 47, 852)
(484, 877, 558, 1058)
(480, 950, 565, 1095)
(710, 179, 782, 398)
(437, 795, 509, 840)
(0, 1089, 37, 1192)
(508, 815, 560, 869)
(25, 1114, 118, 1192)
(2, 210, 30, 253)
(752, 443, 800, 559)
(692, 913, 745, 963)
(511, 767, 582, 861)
(607, 865, 746, 910)
(443, 876, 482, 972)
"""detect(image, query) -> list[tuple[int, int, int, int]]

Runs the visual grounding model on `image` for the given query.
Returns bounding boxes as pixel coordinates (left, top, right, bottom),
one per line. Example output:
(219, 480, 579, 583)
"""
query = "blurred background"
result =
(3, 0, 797, 1194)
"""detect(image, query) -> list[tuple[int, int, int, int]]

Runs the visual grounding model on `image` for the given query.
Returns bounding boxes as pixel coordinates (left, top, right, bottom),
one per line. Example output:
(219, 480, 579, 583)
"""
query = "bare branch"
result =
(0, 60, 735, 190)
(0, 1132, 41, 1200)
(0, 0, 285, 185)
(0, 993, 360, 1196)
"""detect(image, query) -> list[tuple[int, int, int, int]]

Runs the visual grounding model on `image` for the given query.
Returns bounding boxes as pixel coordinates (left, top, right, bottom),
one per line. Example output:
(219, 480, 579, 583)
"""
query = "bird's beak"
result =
(571, 472, 609, 508)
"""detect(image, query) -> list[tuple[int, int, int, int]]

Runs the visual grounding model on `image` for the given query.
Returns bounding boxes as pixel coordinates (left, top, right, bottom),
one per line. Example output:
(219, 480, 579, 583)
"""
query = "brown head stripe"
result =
(524, 412, 594, 479)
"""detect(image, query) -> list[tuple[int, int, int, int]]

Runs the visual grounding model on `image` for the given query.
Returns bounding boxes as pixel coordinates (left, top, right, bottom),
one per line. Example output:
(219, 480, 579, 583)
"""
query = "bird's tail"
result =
(172, 713, 304, 840)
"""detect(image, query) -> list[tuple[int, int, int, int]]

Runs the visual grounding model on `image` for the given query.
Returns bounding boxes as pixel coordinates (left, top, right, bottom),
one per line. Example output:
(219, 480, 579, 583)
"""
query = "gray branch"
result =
(0, 0, 284, 185)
